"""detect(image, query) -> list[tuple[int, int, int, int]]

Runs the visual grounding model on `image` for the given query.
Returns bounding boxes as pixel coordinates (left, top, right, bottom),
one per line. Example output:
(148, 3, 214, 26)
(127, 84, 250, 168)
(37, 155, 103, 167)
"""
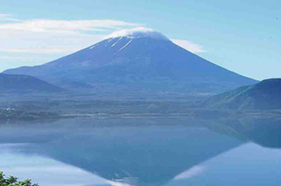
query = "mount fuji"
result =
(4, 27, 257, 94)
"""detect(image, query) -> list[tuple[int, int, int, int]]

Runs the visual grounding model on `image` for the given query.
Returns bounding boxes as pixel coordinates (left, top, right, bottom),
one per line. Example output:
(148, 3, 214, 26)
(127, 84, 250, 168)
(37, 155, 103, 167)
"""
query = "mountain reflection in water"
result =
(0, 117, 280, 186)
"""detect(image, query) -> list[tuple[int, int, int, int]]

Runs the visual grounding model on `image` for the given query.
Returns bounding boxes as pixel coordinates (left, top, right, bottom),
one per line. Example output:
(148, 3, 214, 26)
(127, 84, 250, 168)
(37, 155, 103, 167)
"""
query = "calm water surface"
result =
(0, 117, 280, 186)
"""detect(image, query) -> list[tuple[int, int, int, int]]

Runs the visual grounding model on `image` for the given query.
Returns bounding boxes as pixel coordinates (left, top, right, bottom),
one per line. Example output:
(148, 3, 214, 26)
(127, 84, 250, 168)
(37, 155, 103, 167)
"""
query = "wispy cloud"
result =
(0, 18, 138, 33)
(0, 15, 138, 59)
(0, 29, 105, 56)
(172, 39, 206, 54)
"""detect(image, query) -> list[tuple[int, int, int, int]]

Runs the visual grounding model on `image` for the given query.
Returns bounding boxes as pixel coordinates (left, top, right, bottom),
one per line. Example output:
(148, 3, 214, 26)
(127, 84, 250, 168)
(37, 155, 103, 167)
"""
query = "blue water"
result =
(0, 117, 280, 186)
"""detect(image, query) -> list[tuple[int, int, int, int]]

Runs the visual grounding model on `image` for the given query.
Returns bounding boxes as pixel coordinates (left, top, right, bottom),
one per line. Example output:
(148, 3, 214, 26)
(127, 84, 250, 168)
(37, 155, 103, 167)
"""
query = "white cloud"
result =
(174, 165, 206, 180)
(0, 29, 105, 57)
(172, 39, 206, 54)
(108, 27, 154, 37)
(106, 27, 169, 40)
(0, 16, 138, 58)
(0, 19, 138, 33)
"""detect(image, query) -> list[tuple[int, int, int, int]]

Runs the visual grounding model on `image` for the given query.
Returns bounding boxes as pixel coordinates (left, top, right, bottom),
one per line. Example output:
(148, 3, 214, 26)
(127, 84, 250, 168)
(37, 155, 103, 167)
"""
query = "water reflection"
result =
(209, 118, 281, 148)
(0, 117, 280, 186)
(168, 143, 281, 186)
(0, 144, 108, 186)
(38, 125, 242, 186)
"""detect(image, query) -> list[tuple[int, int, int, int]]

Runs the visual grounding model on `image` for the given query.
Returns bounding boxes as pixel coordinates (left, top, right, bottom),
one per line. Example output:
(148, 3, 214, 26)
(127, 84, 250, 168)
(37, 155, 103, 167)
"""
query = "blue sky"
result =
(0, 0, 281, 80)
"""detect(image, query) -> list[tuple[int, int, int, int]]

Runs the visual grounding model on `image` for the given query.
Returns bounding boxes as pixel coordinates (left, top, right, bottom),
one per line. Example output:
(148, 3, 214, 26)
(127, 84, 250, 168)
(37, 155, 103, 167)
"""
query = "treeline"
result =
(0, 172, 38, 186)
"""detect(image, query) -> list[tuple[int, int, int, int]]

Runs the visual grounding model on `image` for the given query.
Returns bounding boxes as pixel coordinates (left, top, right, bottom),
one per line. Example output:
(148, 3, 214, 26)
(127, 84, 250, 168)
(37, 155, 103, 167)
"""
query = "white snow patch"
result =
(111, 37, 123, 47)
(116, 39, 133, 53)
(107, 27, 169, 41)
(90, 43, 99, 49)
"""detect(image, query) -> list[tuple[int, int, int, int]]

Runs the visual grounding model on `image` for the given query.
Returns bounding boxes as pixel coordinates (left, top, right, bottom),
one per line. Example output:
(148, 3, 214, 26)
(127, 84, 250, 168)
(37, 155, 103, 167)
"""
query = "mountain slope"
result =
(0, 74, 63, 93)
(4, 28, 257, 94)
(202, 78, 281, 110)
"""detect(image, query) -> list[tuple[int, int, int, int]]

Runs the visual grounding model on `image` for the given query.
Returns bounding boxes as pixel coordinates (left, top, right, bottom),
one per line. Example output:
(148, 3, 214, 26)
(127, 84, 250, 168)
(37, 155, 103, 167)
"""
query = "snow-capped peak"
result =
(106, 27, 169, 41)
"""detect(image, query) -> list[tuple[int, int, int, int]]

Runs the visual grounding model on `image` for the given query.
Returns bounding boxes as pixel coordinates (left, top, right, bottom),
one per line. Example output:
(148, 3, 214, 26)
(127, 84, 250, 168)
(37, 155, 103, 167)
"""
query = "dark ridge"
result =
(202, 78, 281, 110)
(0, 74, 64, 93)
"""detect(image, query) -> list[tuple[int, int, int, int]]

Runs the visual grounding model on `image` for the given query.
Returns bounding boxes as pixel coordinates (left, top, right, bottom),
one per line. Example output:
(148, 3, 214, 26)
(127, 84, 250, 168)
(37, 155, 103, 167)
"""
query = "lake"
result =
(0, 117, 280, 186)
